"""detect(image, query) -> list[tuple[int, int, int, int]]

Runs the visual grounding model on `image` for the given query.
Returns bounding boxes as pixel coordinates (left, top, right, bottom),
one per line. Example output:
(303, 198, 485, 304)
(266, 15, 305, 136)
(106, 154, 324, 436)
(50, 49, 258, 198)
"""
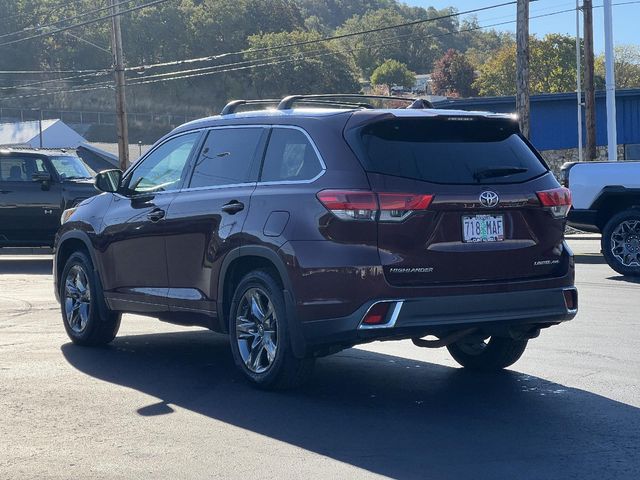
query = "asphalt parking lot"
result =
(1, 238, 638, 480)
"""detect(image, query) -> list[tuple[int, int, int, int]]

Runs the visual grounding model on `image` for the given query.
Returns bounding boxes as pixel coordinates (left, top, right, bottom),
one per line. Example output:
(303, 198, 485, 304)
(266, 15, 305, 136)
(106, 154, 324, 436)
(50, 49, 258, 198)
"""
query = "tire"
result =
(601, 209, 640, 277)
(59, 251, 121, 346)
(229, 270, 314, 390)
(447, 336, 528, 371)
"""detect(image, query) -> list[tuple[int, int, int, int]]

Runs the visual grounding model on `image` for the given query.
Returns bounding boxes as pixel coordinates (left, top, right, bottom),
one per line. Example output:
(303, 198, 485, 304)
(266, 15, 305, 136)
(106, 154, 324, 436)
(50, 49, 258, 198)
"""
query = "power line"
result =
(124, 1, 522, 73)
(4, 1, 636, 101)
(0, 0, 140, 40)
(0, 10, 555, 101)
(0, 0, 174, 48)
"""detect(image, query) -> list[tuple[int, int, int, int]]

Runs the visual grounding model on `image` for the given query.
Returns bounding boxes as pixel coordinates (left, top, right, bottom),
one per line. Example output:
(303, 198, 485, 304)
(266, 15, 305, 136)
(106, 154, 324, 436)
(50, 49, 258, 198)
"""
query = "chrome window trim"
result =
(179, 182, 257, 193)
(180, 124, 327, 189)
(257, 125, 327, 185)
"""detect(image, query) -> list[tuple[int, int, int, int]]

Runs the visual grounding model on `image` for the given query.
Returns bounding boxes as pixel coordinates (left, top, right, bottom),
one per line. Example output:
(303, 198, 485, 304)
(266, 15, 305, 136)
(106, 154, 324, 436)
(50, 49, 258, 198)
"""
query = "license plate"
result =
(462, 215, 505, 243)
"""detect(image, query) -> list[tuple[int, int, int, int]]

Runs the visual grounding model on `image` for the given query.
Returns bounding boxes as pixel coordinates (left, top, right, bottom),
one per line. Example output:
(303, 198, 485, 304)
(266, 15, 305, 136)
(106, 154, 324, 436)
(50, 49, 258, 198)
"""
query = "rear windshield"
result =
(347, 117, 548, 184)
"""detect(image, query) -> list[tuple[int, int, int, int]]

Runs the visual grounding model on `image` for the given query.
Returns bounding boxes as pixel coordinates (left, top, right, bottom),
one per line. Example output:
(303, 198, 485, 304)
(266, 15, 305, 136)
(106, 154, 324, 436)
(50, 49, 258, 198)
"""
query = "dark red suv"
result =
(54, 95, 577, 389)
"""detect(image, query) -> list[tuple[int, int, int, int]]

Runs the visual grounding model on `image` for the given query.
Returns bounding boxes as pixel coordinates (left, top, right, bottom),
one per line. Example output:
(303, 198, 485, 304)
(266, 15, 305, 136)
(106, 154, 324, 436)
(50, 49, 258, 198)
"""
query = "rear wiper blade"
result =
(473, 167, 528, 181)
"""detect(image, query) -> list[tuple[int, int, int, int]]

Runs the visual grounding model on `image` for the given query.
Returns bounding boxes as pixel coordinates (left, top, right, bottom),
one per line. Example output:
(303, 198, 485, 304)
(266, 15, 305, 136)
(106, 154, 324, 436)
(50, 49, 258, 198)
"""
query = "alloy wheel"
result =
(235, 287, 278, 374)
(611, 220, 640, 267)
(64, 265, 91, 334)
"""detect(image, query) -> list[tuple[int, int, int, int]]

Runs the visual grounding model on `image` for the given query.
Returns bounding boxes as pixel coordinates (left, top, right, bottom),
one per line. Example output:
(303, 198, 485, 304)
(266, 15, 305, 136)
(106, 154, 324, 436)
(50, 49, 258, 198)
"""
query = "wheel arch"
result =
(55, 231, 100, 301)
(218, 246, 306, 358)
(591, 187, 640, 230)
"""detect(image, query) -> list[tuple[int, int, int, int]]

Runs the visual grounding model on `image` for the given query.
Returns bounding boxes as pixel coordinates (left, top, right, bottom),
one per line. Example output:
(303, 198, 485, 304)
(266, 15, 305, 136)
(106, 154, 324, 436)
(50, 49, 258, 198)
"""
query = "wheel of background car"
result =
(601, 209, 640, 277)
(60, 251, 121, 346)
(228, 270, 314, 390)
(446, 336, 528, 371)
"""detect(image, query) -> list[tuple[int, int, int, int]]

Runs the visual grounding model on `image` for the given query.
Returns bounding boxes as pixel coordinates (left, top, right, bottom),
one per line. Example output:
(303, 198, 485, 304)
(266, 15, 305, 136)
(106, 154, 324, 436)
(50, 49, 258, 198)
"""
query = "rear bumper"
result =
(301, 287, 578, 351)
(567, 208, 600, 233)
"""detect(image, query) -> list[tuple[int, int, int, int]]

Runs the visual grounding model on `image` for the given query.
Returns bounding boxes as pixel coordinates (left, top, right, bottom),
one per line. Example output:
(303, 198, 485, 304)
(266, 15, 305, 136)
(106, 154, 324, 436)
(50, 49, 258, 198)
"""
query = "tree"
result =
(244, 31, 360, 98)
(595, 44, 640, 89)
(431, 49, 477, 97)
(474, 34, 580, 96)
(370, 59, 416, 90)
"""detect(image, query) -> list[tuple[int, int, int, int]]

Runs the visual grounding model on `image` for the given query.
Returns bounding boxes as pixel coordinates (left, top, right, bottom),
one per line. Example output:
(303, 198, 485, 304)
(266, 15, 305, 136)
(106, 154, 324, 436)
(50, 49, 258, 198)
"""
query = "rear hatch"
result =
(344, 112, 571, 286)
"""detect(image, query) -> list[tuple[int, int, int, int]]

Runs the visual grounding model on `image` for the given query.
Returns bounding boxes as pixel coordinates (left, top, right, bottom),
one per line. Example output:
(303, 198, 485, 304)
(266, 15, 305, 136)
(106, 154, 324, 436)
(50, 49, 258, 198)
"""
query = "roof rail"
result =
(220, 99, 280, 116)
(277, 94, 433, 110)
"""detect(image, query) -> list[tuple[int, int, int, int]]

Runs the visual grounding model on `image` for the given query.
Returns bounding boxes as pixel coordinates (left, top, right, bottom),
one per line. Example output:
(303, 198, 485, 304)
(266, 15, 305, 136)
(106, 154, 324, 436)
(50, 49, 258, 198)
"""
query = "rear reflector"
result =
(317, 190, 433, 222)
(537, 187, 572, 218)
(362, 302, 391, 325)
(563, 289, 578, 311)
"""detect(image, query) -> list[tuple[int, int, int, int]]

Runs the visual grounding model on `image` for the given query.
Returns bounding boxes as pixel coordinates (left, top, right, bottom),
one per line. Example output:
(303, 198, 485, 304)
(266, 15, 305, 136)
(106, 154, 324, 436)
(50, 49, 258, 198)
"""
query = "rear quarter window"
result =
(347, 117, 548, 185)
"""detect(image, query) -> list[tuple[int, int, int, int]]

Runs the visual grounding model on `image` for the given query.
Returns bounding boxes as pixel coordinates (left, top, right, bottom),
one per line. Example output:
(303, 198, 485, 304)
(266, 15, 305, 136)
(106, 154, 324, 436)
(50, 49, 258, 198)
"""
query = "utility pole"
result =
(516, 0, 530, 138)
(583, 0, 597, 161)
(109, 0, 129, 171)
(603, 0, 618, 161)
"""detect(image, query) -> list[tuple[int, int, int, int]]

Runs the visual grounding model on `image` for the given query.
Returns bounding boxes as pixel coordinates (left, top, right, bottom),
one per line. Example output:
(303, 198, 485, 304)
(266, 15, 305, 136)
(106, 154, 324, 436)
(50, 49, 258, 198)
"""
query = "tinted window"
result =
(0, 156, 48, 182)
(189, 128, 263, 188)
(127, 133, 199, 194)
(349, 118, 548, 184)
(261, 128, 322, 182)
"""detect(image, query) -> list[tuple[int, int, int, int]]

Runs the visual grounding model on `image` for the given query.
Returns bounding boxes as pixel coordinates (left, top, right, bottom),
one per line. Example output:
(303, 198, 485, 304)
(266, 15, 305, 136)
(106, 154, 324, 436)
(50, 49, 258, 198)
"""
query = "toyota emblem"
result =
(479, 191, 499, 207)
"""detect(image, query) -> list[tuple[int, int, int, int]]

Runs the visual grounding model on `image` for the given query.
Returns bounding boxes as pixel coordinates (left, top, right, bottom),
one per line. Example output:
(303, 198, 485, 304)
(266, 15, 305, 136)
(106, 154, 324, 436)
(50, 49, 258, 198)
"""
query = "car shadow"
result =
(0, 257, 53, 275)
(607, 275, 640, 284)
(61, 331, 639, 479)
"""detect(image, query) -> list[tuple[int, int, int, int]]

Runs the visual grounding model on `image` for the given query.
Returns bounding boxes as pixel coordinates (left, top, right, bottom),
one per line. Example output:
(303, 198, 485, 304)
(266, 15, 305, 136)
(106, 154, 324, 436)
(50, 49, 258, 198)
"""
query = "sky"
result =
(404, 0, 639, 54)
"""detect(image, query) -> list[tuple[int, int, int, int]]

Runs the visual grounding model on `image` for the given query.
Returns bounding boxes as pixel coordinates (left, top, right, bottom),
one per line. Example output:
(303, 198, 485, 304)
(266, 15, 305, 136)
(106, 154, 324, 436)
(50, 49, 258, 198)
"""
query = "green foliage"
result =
(595, 44, 640, 89)
(245, 30, 360, 97)
(431, 49, 477, 97)
(370, 59, 415, 89)
(475, 34, 580, 96)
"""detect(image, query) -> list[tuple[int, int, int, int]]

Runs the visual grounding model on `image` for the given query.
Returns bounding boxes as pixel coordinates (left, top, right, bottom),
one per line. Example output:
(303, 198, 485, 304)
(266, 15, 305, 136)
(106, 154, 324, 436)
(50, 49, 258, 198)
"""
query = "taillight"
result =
(378, 193, 433, 221)
(316, 190, 378, 220)
(317, 190, 433, 222)
(537, 187, 572, 218)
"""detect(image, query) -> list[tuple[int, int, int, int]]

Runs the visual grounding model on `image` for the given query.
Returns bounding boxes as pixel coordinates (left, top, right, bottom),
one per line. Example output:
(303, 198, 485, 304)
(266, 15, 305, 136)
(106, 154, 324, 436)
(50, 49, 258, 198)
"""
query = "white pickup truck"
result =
(561, 161, 640, 276)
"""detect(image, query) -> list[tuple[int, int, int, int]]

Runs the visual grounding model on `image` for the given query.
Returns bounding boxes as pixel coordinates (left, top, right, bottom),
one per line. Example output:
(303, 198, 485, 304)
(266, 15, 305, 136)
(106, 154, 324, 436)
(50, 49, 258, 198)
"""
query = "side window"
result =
(0, 157, 48, 182)
(260, 128, 323, 182)
(127, 132, 199, 194)
(189, 127, 264, 188)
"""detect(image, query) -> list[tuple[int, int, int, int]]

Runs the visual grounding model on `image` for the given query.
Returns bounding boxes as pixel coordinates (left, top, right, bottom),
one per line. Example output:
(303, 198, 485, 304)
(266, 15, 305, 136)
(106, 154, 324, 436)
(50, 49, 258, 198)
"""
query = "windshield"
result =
(347, 117, 548, 185)
(49, 155, 94, 180)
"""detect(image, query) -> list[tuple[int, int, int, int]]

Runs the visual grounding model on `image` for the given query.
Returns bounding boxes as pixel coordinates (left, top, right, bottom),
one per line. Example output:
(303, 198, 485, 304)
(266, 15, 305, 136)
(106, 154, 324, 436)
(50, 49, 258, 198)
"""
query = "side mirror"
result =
(95, 169, 123, 193)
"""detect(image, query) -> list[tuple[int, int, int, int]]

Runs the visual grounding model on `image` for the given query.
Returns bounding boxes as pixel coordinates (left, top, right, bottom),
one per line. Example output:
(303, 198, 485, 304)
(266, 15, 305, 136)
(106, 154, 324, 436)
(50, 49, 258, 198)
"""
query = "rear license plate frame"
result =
(462, 214, 505, 243)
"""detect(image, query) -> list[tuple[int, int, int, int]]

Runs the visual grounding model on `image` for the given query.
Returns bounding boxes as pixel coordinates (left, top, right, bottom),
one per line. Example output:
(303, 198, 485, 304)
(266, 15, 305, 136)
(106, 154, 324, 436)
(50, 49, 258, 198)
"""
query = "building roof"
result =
(0, 119, 85, 148)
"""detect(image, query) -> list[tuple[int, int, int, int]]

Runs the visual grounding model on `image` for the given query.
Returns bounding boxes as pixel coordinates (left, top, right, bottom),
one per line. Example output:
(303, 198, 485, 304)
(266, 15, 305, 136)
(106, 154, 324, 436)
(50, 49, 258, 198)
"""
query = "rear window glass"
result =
(348, 117, 548, 184)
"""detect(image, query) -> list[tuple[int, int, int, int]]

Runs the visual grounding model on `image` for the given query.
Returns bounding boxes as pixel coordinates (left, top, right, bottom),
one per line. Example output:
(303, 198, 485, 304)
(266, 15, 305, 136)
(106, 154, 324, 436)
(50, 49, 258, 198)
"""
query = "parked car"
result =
(562, 160, 640, 276)
(0, 148, 97, 247)
(54, 94, 578, 389)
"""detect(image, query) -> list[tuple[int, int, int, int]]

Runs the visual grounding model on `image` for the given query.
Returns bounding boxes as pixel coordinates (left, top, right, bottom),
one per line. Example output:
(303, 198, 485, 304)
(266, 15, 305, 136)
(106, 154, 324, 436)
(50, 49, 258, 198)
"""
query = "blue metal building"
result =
(434, 88, 640, 152)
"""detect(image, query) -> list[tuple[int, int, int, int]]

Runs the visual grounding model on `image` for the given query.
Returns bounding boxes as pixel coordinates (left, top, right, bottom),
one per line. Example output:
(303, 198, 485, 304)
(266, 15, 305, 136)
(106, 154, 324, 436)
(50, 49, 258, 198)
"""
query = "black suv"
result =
(0, 148, 97, 247)
(54, 95, 578, 389)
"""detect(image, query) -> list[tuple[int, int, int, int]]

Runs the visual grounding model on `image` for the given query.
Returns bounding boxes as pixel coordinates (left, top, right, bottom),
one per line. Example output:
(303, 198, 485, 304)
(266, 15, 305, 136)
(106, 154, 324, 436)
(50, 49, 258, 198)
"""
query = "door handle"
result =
(221, 201, 245, 215)
(147, 208, 165, 222)
(0, 190, 11, 194)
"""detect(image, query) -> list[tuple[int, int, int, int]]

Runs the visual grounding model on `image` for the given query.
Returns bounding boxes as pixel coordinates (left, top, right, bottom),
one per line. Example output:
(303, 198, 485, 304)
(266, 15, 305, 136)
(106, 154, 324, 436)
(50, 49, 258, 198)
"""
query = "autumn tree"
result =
(370, 59, 416, 90)
(474, 34, 580, 96)
(431, 49, 477, 97)
(595, 44, 640, 89)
